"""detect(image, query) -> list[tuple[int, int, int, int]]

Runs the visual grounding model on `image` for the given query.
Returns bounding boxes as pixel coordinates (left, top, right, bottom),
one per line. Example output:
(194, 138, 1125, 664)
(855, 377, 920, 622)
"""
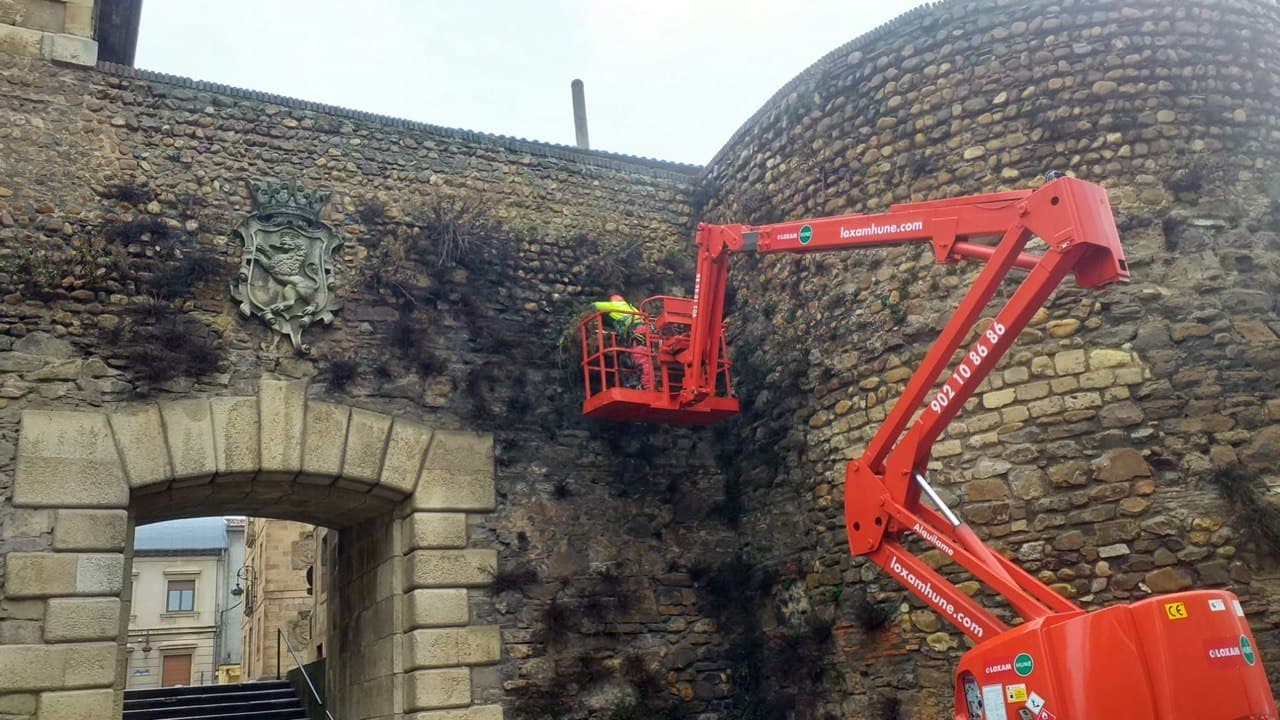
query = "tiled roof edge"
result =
(96, 61, 704, 181)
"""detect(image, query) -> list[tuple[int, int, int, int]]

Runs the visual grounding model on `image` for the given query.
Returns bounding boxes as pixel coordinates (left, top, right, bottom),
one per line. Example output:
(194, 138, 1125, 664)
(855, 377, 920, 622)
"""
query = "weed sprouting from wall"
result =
(355, 199, 388, 226)
(146, 253, 225, 299)
(1208, 464, 1280, 557)
(323, 358, 360, 393)
(489, 563, 541, 595)
(847, 586, 896, 632)
(106, 300, 225, 390)
(105, 183, 154, 206)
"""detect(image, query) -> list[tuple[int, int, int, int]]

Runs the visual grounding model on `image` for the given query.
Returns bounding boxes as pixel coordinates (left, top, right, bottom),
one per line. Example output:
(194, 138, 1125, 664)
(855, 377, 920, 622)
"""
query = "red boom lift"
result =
(578, 176, 1278, 719)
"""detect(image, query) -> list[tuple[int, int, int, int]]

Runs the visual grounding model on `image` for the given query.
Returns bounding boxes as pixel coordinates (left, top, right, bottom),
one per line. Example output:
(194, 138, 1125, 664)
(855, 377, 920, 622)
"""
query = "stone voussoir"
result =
(210, 396, 260, 479)
(158, 398, 217, 483)
(413, 431, 495, 512)
(259, 378, 307, 479)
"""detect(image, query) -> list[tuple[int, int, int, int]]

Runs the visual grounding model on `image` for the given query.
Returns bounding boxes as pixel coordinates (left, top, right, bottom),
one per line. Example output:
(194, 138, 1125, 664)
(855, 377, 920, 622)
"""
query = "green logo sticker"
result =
(1241, 636, 1256, 666)
(799, 225, 812, 244)
(1013, 653, 1034, 677)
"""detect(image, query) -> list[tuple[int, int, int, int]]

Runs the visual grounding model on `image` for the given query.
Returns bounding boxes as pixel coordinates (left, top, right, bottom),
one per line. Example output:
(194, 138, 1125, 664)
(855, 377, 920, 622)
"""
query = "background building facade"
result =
(126, 517, 244, 689)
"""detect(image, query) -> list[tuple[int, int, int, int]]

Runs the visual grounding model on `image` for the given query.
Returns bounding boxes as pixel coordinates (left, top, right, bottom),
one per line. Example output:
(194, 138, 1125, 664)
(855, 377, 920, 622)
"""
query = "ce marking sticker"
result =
(1164, 601, 1189, 620)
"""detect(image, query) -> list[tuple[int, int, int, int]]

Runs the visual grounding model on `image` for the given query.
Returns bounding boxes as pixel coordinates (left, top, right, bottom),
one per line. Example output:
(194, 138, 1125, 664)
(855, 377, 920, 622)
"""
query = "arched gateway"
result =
(2, 378, 501, 720)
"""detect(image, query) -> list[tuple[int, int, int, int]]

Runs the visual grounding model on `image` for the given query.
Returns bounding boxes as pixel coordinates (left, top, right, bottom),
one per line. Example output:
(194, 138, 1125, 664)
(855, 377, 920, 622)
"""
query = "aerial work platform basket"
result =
(578, 296, 739, 424)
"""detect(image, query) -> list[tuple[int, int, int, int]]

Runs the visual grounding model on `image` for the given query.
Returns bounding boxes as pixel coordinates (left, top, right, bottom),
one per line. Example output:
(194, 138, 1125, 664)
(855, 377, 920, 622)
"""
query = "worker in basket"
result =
(592, 294, 654, 392)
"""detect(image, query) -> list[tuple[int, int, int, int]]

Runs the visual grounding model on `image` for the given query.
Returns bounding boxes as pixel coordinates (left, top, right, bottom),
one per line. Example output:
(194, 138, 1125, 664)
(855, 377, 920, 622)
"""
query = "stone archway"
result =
(2, 379, 502, 720)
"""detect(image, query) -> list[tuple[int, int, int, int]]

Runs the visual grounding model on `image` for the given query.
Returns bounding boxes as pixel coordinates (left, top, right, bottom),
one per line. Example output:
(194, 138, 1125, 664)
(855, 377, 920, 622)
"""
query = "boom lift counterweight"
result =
(578, 176, 1278, 719)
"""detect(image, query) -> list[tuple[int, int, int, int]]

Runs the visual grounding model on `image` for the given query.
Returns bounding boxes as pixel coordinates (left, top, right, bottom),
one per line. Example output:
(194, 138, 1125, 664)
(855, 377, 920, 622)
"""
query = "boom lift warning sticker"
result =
(1006, 684, 1027, 703)
(981, 684, 1008, 720)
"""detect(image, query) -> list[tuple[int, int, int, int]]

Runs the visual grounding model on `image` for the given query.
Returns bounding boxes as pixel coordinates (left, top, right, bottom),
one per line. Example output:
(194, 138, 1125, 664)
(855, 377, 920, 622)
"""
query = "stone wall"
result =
(0, 50, 743, 720)
(701, 0, 1280, 715)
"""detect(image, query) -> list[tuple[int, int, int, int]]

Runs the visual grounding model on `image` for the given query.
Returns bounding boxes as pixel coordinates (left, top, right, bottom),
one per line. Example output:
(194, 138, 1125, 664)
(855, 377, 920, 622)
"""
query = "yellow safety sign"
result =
(1164, 601, 1189, 620)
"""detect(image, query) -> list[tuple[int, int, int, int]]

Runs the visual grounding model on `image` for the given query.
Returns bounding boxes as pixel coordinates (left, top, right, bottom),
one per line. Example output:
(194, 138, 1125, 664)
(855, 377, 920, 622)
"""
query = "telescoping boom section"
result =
(578, 176, 1278, 719)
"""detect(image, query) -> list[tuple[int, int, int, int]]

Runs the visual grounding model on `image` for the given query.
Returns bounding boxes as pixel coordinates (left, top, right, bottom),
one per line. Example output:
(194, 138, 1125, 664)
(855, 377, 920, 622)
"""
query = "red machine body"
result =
(578, 176, 1278, 718)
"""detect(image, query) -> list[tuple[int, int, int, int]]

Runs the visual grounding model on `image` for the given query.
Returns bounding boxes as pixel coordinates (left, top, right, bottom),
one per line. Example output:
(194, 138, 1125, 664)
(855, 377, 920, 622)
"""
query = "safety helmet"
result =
(609, 294, 625, 303)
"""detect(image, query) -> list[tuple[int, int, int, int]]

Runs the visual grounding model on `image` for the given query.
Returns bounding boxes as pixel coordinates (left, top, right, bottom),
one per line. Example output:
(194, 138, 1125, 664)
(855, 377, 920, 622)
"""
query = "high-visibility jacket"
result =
(592, 299, 641, 335)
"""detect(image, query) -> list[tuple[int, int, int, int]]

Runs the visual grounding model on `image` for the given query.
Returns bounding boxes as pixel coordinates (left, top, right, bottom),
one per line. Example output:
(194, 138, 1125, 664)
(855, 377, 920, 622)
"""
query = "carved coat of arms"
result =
(230, 180, 343, 353)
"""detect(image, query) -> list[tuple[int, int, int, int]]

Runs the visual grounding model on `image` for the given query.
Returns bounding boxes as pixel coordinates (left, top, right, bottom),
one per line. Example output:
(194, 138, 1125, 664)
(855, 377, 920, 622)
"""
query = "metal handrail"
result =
(277, 627, 335, 720)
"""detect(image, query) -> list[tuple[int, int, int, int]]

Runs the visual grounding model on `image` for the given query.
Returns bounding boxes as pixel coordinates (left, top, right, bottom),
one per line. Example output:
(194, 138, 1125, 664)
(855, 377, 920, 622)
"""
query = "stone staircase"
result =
(124, 681, 308, 720)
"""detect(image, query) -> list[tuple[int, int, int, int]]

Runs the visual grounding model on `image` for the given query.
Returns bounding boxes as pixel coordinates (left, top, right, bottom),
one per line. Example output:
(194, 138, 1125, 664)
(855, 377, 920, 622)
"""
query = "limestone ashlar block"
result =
(5, 553, 124, 598)
(210, 396, 260, 479)
(341, 408, 393, 487)
(159, 399, 217, 484)
(403, 513, 468, 550)
(259, 378, 308, 480)
(63, 0, 95, 37)
(404, 589, 470, 630)
(0, 23, 44, 58)
(14, 410, 129, 508)
(406, 549, 496, 589)
(37, 688, 115, 720)
(300, 401, 350, 483)
(0, 642, 116, 691)
(405, 626, 501, 669)
(44, 32, 97, 66)
(413, 431, 495, 512)
(380, 419, 433, 496)
(404, 668, 471, 712)
(106, 405, 172, 490)
(406, 706, 504, 720)
(51, 510, 128, 551)
(43, 597, 121, 642)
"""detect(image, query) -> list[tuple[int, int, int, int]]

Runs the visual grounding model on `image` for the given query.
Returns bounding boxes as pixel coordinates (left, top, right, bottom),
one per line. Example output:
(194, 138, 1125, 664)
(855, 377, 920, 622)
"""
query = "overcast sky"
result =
(135, 1, 926, 165)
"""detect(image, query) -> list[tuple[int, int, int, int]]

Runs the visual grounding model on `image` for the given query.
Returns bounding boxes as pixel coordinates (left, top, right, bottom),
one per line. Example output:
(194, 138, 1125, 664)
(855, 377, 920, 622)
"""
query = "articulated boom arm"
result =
(691, 177, 1128, 640)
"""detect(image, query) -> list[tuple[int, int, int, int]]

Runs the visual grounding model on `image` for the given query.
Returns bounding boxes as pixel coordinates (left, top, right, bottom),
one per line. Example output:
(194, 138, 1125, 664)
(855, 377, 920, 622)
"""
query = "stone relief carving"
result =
(287, 609, 313, 648)
(230, 179, 343, 354)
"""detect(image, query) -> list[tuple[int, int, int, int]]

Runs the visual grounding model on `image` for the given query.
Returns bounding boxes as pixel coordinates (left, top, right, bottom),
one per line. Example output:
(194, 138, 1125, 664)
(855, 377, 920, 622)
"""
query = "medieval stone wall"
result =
(0, 51, 743, 720)
(701, 0, 1280, 715)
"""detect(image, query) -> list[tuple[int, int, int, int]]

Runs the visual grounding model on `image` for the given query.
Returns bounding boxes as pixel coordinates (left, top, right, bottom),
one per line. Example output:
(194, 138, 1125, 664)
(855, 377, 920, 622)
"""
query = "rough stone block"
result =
(404, 589, 470, 629)
(159, 399, 216, 482)
(259, 379, 307, 479)
(0, 23, 43, 58)
(106, 405, 171, 489)
(0, 643, 115, 691)
(14, 410, 128, 508)
(2, 508, 53, 539)
(343, 408, 393, 485)
(380, 419, 432, 495)
(44, 33, 97, 66)
(0, 693, 36, 715)
(8, 553, 125, 598)
(403, 513, 468, 550)
(300, 401, 349, 483)
(37, 688, 114, 720)
(210, 397, 260, 479)
(43, 598, 120, 642)
(75, 554, 125, 596)
(52, 510, 128, 551)
(405, 626, 501, 669)
(406, 550, 496, 589)
(406, 706, 504, 720)
(413, 432, 495, 511)
(6, 553, 78, 597)
(64, 1, 96, 37)
(404, 668, 471, 711)
(1053, 349, 1086, 375)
